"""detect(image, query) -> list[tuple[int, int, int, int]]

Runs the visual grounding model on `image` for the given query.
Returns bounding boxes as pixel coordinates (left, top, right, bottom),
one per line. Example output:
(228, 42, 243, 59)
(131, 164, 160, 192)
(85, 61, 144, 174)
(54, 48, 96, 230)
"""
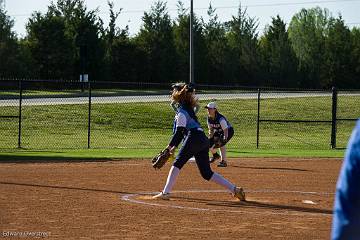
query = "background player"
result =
(206, 102, 234, 167)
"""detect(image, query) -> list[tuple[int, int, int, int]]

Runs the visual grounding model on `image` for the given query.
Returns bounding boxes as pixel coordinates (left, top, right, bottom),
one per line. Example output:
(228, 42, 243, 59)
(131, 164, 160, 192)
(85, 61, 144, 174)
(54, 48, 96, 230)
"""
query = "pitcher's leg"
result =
(210, 173, 246, 201)
(153, 165, 181, 200)
(154, 138, 194, 200)
(194, 148, 214, 180)
(194, 148, 246, 201)
(162, 166, 180, 194)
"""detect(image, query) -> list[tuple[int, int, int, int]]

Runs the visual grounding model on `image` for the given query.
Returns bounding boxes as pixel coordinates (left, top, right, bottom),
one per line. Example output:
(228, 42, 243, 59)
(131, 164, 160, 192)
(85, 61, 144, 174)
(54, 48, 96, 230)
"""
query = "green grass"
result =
(0, 88, 258, 99)
(1, 88, 187, 99)
(0, 90, 90, 99)
(0, 148, 346, 162)
(0, 95, 359, 156)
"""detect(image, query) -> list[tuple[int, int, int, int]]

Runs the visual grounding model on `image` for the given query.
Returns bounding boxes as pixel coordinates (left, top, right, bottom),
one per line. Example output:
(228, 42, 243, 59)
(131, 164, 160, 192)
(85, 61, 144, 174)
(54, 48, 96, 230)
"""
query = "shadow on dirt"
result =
(0, 181, 134, 195)
(0, 155, 131, 164)
(231, 165, 311, 172)
(172, 196, 332, 215)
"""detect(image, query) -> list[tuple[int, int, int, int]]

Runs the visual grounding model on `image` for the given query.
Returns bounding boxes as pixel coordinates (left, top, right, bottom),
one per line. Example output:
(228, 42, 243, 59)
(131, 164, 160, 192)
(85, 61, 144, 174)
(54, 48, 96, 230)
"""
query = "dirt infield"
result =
(0, 157, 342, 239)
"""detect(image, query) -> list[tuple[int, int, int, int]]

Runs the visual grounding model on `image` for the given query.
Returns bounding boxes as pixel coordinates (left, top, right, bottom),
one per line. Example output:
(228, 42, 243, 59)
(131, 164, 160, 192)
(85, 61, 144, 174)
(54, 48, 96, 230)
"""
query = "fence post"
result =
(256, 88, 261, 149)
(331, 87, 337, 149)
(18, 79, 23, 148)
(87, 82, 92, 149)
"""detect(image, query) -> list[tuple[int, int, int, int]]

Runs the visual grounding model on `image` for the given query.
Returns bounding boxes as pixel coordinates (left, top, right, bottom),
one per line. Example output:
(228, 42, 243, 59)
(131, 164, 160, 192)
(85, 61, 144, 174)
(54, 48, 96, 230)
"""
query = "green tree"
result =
(259, 15, 298, 87)
(172, 1, 189, 83)
(26, 12, 74, 79)
(322, 16, 352, 88)
(109, 39, 149, 83)
(103, 1, 128, 82)
(226, 5, 262, 86)
(51, 0, 106, 81)
(288, 7, 334, 88)
(202, 4, 232, 85)
(106, 1, 126, 48)
(135, 1, 177, 83)
(104, 1, 149, 83)
(0, 8, 21, 77)
(25, 0, 105, 80)
(173, 0, 207, 84)
(350, 27, 360, 88)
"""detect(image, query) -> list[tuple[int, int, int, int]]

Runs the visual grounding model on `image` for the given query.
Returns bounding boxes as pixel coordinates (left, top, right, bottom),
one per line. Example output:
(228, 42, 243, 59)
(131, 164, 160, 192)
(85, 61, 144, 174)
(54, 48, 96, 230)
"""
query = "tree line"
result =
(1, 0, 360, 89)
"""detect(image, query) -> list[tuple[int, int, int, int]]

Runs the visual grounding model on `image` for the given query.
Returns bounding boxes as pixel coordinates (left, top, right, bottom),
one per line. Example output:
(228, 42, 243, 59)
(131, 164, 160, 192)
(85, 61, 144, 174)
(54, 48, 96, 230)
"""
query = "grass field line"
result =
(3, 92, 359, 106)
(0, 149, 346, 159)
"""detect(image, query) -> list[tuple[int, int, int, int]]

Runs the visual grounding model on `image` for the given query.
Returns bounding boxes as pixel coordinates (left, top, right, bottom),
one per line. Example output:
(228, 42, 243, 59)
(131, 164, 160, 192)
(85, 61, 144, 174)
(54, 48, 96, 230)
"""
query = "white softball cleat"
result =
(152, 191, 171, 200)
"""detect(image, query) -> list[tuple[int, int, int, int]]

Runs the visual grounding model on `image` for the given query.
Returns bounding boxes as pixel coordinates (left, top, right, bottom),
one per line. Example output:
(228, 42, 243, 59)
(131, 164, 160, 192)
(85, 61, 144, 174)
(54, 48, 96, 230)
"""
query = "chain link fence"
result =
(0, 80, 359, 150)
(336, 91, 360, 148)
(257, 89, 360, 149)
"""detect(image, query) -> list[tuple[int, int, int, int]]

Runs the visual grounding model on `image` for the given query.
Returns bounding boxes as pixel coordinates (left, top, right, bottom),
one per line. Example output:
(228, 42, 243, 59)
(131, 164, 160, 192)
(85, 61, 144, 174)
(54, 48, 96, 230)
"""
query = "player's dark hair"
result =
(171, 84, 199, 123)
(171, 84, 198, 109)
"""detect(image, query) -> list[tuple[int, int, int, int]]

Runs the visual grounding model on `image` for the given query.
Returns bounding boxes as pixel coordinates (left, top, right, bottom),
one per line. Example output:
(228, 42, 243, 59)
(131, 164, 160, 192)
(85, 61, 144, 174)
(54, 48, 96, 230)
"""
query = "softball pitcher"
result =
(153, 83, 245, 201)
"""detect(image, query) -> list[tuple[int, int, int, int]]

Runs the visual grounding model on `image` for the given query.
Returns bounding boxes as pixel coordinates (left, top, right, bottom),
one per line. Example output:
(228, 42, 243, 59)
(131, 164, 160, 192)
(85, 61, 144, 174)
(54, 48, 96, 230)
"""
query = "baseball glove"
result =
(213, 134, 227, 148)
(152, 148, 174, 169)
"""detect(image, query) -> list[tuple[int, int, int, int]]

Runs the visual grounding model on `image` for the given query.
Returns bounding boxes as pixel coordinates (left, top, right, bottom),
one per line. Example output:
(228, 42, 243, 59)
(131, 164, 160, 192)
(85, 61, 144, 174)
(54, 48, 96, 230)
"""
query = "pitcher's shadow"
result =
(171, 195, 332, 215)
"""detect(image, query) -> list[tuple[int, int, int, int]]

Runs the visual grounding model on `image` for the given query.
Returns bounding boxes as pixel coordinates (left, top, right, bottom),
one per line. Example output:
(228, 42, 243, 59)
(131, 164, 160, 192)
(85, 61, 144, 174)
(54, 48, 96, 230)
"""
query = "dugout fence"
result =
(0, 79, 359, 150)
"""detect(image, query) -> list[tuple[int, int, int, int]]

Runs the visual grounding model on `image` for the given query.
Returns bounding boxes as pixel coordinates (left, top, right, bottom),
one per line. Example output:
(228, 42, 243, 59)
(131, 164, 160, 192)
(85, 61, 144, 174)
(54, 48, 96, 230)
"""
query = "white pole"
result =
(190, 0, 194, 84)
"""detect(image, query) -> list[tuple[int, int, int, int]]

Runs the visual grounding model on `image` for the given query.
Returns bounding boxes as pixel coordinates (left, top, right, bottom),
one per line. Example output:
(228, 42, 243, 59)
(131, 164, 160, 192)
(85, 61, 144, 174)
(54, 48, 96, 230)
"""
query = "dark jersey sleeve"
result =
(169, 127, 187, 148)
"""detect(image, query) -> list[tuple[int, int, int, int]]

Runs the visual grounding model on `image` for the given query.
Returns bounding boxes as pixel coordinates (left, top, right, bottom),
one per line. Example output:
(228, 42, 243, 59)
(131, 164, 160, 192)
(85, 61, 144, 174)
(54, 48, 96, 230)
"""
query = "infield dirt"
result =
(0, 157, 342, 239)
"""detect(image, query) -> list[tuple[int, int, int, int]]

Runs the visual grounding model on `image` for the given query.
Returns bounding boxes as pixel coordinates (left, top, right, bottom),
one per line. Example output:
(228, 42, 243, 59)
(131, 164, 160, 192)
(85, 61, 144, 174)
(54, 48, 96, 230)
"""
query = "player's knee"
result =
(200, 169, 214, 181)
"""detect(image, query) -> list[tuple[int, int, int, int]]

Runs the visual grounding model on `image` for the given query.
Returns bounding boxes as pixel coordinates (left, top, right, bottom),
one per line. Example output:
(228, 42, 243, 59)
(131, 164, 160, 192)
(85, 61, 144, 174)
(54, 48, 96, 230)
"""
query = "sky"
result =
(4, 0, 360, 38)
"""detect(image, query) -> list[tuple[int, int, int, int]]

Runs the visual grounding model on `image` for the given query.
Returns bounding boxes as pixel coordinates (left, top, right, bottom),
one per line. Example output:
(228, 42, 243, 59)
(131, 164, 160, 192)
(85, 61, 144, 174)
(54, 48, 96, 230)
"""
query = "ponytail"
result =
(171, 83, 198, 109)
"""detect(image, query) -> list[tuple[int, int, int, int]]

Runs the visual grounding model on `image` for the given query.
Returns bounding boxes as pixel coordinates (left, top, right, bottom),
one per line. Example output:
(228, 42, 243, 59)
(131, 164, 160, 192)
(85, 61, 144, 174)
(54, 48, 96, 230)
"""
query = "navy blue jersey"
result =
(171, 104, 212, 180)
(173, 105, 202, 134)
(207, 112, 232, 135)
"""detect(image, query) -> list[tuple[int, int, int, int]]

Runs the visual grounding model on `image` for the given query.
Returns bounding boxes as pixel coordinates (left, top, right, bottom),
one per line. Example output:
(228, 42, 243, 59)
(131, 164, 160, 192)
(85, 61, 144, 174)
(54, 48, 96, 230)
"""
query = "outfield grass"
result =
(0, 95, 359, 158)
(0, 88, 260, 99)
(0, 148, 346, 161)
(0, 89, 172, 99)
(0, 88, 254, 99)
